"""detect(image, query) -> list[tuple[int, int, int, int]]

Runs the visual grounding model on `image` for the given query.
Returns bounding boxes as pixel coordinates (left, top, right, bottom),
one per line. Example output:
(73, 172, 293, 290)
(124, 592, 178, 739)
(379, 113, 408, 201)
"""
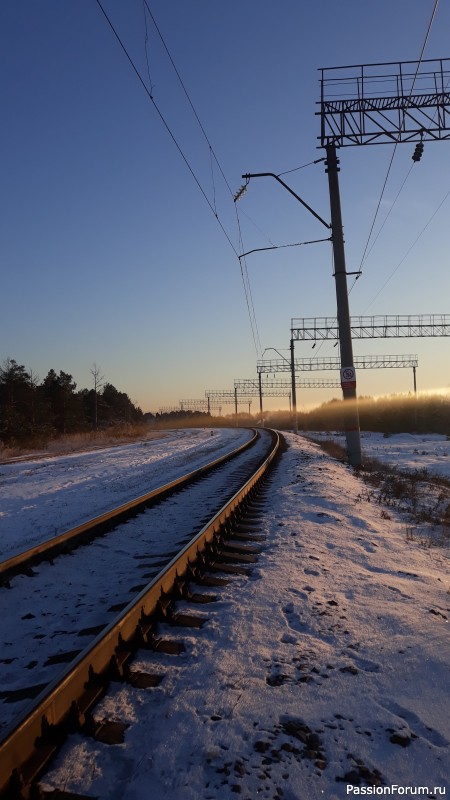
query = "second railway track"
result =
(0, 427, 281, 798)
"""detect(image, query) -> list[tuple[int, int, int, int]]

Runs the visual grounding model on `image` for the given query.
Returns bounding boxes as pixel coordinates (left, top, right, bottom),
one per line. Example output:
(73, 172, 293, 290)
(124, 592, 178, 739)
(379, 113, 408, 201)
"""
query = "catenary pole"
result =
(325, 143, 362, 466)
(290, 337, 298, 434)
(258, 371, 264, 426)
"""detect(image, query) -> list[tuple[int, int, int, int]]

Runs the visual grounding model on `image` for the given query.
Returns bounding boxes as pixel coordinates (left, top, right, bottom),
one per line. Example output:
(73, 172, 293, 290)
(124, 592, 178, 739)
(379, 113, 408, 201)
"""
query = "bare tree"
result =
(91, 363, 105, 431)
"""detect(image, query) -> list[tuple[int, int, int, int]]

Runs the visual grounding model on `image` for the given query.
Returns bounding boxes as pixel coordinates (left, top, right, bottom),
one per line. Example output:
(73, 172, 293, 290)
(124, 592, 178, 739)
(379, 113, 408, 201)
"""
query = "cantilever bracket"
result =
(242, 172, 331, 230)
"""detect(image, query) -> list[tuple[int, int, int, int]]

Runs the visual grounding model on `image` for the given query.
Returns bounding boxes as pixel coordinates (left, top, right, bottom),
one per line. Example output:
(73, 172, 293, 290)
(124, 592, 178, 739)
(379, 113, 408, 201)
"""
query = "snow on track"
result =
(40, 434, 450, 799)
(0, 429, 269, 730)
(0, 428, 252, 559)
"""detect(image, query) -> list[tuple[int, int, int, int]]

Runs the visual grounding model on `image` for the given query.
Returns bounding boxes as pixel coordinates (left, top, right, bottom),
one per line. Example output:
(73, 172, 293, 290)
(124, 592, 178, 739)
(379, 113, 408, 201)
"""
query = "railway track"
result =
(0, 427, 281, 798)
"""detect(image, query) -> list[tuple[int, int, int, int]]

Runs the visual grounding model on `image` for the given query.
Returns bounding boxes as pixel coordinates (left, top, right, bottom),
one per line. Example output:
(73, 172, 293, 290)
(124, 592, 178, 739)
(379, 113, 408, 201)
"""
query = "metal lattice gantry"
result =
(234, 379, 291, 396)
(206, 389, 283, 400)
(233, 378, 293, 419)
(235, 377, 341, 390)
(205, 391, 241, 404)
(233, 377, 343, 420)
(319, 58, 450, 147)
(257, 354, 419, 373)
(179, 399, 222, 412)
(205, 390, 254, 416)
(291, 315, 450, 341)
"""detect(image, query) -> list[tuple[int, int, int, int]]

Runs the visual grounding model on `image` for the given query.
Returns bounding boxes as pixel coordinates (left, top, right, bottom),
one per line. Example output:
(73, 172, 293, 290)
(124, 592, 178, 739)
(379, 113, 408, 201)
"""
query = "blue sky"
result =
(2, 1, 450, 413)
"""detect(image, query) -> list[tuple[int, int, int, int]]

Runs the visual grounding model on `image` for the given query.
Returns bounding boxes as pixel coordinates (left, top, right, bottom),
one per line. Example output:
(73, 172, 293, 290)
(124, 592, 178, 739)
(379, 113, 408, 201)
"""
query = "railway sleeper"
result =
(169, 612, 206, 629)
(158, 594, 209, 629)
(193, 574, 230, 587)
(220, 540, 262, 556)
(174, 570, 219, 602)
(213, 550, 258, 564)
(172, 571, 218, 603)
(148, 638, 186, 655)
(84, 717, 128, 746)
(233, 522, 264, 533)
(229, 531, 265, 542)
(207, 562, 252, 576)
(136, 622, 185, 656)
(126, 670, 163, 689)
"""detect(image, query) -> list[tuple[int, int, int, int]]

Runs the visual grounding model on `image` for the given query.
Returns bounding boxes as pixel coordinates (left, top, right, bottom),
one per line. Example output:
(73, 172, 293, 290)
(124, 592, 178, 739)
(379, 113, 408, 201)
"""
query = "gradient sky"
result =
(2, 1, 450, 414)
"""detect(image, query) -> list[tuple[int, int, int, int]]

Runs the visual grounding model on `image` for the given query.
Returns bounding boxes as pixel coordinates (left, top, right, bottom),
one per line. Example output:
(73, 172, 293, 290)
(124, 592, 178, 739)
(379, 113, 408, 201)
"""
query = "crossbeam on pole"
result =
(318, 58, 450, 147)
(291, 315, 450, 341)
(257, 355, 419, 373)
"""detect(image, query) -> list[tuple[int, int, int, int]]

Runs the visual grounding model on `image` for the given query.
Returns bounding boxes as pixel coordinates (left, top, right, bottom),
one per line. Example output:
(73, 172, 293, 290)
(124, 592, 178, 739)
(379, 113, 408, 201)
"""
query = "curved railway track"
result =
(0, 427, 281, 799)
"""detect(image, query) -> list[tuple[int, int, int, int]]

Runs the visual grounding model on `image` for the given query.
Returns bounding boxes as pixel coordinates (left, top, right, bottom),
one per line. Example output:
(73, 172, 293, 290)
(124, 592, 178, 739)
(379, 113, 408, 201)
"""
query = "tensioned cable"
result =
(234, 208, 263, 356)
(143, 0, 262, 356)
(143, 3, 328, 356)
(362, 68, 450, 277)
(305, 247, 338, 359)
(362, 187, 450, 312)
(238, 237, 331, 260)
(309, 183, 450, 354)
(143, 0, 236, 199)
(142, 4, 329, 357)
(355, 164, 414, 277)
(356, 0, 439, 276)
(237, 207, 276, 248)
(277, 158, 326, 177)
(96, 0, 240, 260)
(141, 0, 154, 96)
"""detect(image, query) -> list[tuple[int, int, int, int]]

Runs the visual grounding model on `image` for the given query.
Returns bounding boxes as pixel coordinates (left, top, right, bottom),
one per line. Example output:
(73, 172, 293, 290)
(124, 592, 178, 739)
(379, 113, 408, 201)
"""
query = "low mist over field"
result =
(264, 393, 450, 435)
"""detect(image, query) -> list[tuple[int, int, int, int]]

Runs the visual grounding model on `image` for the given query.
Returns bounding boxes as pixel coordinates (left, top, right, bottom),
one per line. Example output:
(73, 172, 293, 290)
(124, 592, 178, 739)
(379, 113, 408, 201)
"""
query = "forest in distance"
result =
(2, 357, 450, 449)
(0, 358, 145, 444)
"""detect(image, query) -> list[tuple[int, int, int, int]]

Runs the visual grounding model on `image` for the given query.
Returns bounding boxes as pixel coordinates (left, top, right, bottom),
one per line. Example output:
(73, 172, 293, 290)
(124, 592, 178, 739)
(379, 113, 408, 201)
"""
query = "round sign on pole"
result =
(340, 366, 356, 390)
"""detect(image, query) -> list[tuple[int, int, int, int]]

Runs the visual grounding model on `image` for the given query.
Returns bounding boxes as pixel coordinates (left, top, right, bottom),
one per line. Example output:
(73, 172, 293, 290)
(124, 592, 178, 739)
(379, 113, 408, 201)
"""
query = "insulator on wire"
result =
(412, 141, 424, 162)
(233, 183, 248, 202)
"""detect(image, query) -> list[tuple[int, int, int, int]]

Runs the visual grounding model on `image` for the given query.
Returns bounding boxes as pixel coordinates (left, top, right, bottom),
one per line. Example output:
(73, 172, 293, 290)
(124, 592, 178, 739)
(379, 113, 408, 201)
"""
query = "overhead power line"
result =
(96, 0, 240, 253)
(98, 0, 263, 358)
(141, 2, 262, 356)
(357, 0, 440, 277)
(142, 2, 263, 355)
(363, 188, 450, 312)
(143, 1, 236, 197)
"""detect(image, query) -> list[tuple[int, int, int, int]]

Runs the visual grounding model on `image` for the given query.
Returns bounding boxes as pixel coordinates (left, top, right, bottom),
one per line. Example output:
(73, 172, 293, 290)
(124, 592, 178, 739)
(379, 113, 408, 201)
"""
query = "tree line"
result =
(0, 358, 144, 444)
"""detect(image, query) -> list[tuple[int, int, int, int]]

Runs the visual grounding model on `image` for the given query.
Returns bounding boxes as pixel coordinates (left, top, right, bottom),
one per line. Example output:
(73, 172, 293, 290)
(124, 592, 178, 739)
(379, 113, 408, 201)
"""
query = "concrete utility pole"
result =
(258, 372, 264, 426)
(325, 144, 362, 467)
(290, 338, 298, 434)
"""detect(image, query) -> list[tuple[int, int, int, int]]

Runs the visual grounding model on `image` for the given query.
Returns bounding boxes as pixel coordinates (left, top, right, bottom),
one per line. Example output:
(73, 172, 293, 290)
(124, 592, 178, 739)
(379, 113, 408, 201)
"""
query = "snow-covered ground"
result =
(0, 427, 252, 560)
(30, 431, 449, 799)
(308, 431, 450, 478)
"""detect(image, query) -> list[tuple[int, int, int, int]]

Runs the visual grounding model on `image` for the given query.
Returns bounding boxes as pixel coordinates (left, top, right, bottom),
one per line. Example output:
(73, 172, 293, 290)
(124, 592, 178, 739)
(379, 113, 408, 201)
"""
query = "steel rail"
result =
(0, 429, 280, 798)
(0, 429, 258, 586)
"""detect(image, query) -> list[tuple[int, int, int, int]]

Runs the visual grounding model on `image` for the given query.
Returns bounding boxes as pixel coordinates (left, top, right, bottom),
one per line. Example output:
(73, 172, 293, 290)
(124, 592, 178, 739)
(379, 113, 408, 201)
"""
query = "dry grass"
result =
(309, 437, 450, 549)
(0, 424, 164, 461)
(306, 436, 347, 462)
